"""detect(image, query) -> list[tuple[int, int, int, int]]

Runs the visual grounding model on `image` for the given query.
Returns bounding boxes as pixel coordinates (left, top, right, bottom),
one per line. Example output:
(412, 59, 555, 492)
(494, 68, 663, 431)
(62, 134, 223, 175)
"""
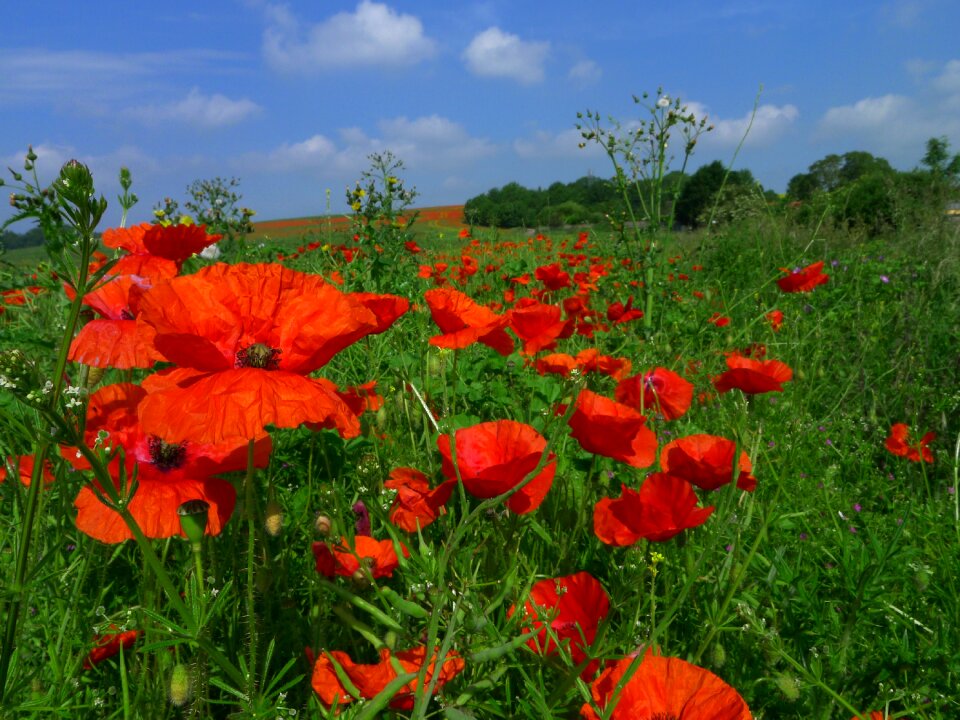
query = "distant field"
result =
(249, 204, 465, 241)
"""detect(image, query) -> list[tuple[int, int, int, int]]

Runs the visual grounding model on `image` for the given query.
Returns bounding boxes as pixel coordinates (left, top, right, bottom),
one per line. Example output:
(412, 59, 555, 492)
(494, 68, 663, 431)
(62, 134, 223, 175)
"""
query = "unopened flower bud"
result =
(314, 514, 333, 536)
(168, 663, 192, 707)
(264, 499, 283, 537)
(177, 500, 210, 546)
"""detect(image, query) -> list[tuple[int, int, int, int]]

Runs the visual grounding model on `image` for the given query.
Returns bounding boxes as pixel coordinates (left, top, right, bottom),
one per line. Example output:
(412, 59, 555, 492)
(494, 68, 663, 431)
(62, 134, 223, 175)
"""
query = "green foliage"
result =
(674, 160, 758, 228)
(155, 176, 256, 250)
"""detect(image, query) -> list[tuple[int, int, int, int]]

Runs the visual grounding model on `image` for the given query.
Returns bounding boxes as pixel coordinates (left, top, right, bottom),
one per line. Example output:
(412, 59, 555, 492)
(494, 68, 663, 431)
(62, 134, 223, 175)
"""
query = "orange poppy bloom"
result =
(312, 646, 464, 710)
(384, 467, 456, 532)
(660, 434, 757, 492)
(616, 367, 694, 421)
(508, 298, 574, 356)
(766, 309, 784, 331)
(437, 420, 556, 515)
(777, 260, 829, 293)
(534, 262, 571, 291)
(509, 571, 609, 666)
(885, 423, 935, 463)
(580, 649, 752, 719)
(3, 454, 56, 487)
(713, 352, 793, 395)
(594, 473, 714, 545)
(312, 535, 408, 579)
(69, 383, 266, 543)
(83, 627, 142, 669)
(424, 288, 514, 355)
(569, 390, 657, 468)
(606, 296, 644, 324)
(136, 263, 401, 443)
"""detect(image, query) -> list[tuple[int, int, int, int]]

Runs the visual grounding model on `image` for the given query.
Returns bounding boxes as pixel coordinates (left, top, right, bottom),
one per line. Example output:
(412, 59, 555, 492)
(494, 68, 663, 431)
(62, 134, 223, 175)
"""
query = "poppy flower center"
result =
(148, 435, 187, 471)
(235, 342, 282, 370)
(120, 307, 135, 320)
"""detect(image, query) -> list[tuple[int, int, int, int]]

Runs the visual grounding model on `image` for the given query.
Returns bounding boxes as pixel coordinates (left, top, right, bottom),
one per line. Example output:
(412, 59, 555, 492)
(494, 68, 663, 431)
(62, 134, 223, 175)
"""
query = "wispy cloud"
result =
(263, 1, 436, 72)
(462, 27, 549, 84)
(126, 88, 260, 128)
(568, 60, 601, 87)
(0, 48, 246, 106)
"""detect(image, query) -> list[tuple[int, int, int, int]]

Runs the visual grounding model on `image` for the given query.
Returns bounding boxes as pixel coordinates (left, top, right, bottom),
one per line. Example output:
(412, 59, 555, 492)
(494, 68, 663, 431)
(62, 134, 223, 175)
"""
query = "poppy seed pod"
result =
(177, 500, 210, 547)
(314, 514, 333, 536)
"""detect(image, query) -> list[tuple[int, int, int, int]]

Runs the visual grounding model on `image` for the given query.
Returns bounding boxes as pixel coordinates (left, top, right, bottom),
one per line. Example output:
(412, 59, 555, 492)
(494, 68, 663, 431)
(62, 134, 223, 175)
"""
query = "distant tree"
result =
(674, 161, 756, 228)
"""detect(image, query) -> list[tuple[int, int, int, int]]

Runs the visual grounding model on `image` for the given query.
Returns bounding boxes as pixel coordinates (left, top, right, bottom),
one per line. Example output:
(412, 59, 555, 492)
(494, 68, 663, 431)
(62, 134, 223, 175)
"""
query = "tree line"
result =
(464, 137, 960, 233)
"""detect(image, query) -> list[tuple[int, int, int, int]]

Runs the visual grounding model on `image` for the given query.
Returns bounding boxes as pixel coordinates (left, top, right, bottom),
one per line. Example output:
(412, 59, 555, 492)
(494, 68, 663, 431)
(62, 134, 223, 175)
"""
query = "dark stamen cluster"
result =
(235, 343, 282, 370)
(148, 435, 188, 471)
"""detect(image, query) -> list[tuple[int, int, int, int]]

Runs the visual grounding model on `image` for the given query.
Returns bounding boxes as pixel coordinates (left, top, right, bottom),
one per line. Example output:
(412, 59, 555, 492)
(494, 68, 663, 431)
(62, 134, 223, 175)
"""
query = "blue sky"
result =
(3, 0, 959, 227)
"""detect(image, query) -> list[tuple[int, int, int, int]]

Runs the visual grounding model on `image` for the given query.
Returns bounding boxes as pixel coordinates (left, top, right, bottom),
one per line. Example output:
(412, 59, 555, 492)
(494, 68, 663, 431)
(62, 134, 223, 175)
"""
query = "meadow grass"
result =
(0, 197, 958, 720)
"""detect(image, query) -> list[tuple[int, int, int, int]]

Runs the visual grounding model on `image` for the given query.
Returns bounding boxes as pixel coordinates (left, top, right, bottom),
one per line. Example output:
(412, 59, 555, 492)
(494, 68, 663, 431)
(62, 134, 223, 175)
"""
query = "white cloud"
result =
(568, 60, 601, 87)
(819, 95, 910, 134)
(814, 60, 960, 161)
(127, 88, 260, 128)
(710, 103, 800, 146)
(251, 115, 495, 174)
(462, 27, 549, 84)
(513, 128, 603, 160)
(263, 1, 436, 72)
(267, 134, 337, 169)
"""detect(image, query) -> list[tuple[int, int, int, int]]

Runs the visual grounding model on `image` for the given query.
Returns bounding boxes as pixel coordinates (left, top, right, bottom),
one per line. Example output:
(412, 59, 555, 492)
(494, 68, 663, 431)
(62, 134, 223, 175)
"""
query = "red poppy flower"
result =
(535, 352, 579, 376)
(575, 349, 632, 381)
(509, 571, 609, 665)
(606, 296, 644, 324)
(885, 423, 935, 463)
(102, 222, 221, 268)
(136, 263, 400, 443)
(713, 352, 793, 394)
(851, 713, 895, 720)
(534, 262, 571, 291)
(616, 367, 694, 421)
(580, 649, 752, 719)
(508, 298, 574, 356)
(424, 288, 514, 355)
(384, 467, 456, 532)
(69, 383, 265, 543)
(83, 627, 142, 669)
(3, 454, 56, 487)
(708, 312, 731, 328)
(569, 390, 657, 468)
(312, 646, 464, 710)
(594, 473, 714, 545)
(766, 309, 784, 331)
(660, 434, 757, 491)
(312, 535, 408, 579)
(777, 260, 829, 293)
(437, 420, 555, 515)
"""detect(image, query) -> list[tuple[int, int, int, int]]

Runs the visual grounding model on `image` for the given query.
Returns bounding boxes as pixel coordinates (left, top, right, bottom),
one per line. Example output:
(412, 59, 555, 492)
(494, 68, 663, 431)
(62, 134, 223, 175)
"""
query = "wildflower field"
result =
(1, 142, 959, 720)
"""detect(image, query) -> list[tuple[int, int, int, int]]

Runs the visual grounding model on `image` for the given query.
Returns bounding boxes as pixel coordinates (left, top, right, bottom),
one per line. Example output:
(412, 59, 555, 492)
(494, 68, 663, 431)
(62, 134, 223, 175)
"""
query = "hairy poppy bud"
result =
(264, 499, 283, 537)
(314, 514, 333, 536)
(177, 500, 210, 547)
(169, 663, 192, 707)
(774, 673, 800, 702)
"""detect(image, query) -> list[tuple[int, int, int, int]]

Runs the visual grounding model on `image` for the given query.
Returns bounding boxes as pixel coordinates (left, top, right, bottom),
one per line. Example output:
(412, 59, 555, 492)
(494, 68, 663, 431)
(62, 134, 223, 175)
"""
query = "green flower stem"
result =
(243, 438, 259, 696)
(0, 229, 94, 699)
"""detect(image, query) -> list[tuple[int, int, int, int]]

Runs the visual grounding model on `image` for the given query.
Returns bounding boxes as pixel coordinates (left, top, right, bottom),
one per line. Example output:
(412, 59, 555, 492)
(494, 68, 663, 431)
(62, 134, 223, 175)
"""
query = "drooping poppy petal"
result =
(509, 571, 609, 664)
(580, 649, 752, 719)
(568, 390, 657, 468)
(424, 288, 514, 355)
(384, 467, 456, 532)
(68, 319, 163, 369)
(660, 434, 757, 492)
(74, 474, 236, 543)
(777, 260, 829, 293)
(437, 420, 555, 515)
(312, 536, 408, 579)
(713, 352, 793, 394)
(594, 474, 714, 545)
(3, 454, 56, 487)
(616, 367, 694, 421)
(139, 367, 360, 445)
(311, 646, 464, 710)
